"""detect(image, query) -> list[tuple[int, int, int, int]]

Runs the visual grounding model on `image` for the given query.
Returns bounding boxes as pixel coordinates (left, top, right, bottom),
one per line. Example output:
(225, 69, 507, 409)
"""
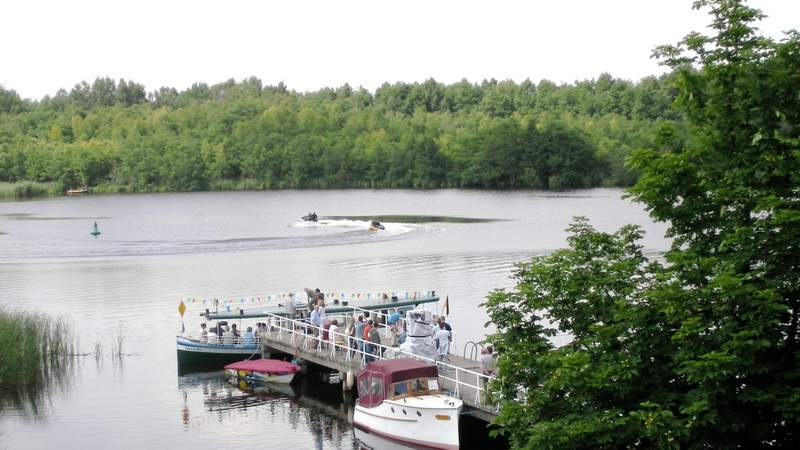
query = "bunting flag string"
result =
(177, 290, 434, 312)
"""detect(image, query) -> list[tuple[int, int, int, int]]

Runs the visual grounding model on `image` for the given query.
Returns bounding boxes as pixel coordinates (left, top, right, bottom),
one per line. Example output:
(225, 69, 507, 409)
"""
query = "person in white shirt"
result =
(434, 322, 451, 365)
(329, 319, 342, 350)
(199, 323, 208, 342)
(222, 326, 236, 345)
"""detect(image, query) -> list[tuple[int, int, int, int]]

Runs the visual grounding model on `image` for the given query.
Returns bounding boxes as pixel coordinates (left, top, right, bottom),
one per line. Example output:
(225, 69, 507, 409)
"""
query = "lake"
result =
(0, 189, 669, 449)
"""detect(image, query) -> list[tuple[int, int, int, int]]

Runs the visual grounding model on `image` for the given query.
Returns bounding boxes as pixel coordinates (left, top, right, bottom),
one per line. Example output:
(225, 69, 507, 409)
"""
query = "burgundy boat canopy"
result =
(356, 359, 438, 407)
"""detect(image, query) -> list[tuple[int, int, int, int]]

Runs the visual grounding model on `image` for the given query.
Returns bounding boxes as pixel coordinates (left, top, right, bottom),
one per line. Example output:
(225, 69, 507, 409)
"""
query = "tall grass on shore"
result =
(0, 308, 76, 414)
(0, 181, 57, 200)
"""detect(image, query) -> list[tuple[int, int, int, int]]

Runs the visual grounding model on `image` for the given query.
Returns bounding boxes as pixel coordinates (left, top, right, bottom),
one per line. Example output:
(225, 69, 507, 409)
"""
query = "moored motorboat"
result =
(66, 187, 89, 195)
(353, 359, 462, 450)
(225, 359, 301, 384)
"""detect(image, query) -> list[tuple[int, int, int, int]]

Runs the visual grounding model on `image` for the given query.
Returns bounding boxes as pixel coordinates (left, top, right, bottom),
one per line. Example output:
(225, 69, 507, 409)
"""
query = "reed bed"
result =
(0, 181, 57, 200)
(0, 308, 76, 387)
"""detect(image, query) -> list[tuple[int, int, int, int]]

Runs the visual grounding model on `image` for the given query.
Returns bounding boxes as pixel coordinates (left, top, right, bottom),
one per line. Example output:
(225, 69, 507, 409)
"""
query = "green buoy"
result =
(90, 221, 101, 236)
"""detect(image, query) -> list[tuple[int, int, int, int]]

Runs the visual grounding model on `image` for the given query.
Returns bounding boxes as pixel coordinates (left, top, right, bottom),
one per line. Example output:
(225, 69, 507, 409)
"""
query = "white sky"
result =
(2, 0, 797, 100)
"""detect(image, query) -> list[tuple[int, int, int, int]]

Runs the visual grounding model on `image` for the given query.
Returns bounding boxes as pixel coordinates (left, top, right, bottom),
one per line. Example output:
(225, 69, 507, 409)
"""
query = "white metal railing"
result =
(260, 312, 495, 409)
(318, 305, 460, 357)
(180, 333, 262, 348)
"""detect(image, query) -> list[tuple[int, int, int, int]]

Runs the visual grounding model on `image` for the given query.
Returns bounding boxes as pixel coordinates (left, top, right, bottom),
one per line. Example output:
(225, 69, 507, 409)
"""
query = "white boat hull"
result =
(353, 395, 461, 450)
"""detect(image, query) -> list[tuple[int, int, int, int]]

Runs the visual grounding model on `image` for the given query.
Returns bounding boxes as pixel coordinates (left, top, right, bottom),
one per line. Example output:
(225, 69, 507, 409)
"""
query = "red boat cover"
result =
(224, 359, 301, 374)
(358, 358, 438, 384)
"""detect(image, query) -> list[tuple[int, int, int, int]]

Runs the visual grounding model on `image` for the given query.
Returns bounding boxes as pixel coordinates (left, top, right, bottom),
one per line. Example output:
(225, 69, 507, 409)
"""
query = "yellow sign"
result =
(178, 300, 186, 317)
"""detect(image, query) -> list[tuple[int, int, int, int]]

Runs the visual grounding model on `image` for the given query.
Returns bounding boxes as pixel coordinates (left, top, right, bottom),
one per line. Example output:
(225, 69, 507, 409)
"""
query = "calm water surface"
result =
(0, 189, 669, 449)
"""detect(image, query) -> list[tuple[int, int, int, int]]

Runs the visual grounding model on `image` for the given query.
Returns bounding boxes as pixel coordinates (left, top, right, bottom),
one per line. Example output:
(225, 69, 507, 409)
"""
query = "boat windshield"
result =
(390, 377, 440, 399)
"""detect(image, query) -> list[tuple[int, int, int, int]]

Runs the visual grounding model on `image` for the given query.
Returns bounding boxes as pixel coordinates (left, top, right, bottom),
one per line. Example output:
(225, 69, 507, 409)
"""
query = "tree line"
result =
(0, 73, 684, 193)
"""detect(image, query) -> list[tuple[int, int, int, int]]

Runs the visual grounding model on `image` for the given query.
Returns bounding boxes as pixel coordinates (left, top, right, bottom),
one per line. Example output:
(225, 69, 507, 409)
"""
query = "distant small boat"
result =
(369, 220, 385, 232)
(66, 187, 89, 195)
(224, 359, 301, 384)
(90, 222, 101, 236)
(301, 212, 318, 222)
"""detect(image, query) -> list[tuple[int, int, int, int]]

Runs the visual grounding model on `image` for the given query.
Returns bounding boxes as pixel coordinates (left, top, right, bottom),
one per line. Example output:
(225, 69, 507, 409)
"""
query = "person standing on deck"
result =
(304, 288, 316, 317)
(480, 346, 496, 379)
(285, 296, 297, 320)
(330, 319, 344, 351)
(354, 315, 365, 354)
(310, 304, 322, 340)
(434, 321, 451, 367)
(368, 324, 382, 362)
(437, 316, 452, 353)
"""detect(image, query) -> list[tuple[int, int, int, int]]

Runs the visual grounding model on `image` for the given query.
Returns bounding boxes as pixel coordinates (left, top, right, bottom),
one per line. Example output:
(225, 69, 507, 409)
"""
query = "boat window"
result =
(358, 378, 369, 398)
(393, 382, 408, 398)
(410, 378, 426, 394)
(370, 376, 383, 398)
(427, 379, 439, 391)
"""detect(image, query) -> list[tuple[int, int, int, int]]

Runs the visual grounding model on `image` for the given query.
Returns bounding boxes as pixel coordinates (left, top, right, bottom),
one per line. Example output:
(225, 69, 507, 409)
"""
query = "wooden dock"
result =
(259, 327, 498, 422)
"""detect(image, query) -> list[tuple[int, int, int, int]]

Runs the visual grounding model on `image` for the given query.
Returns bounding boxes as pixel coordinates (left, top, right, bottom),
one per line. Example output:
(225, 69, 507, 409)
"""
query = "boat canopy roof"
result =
(357, 358, 438, 385)
(203, 295, 439, 320)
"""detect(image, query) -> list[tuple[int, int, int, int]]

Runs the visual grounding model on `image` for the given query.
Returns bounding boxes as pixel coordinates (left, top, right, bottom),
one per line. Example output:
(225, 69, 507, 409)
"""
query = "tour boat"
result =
(224, 359, 301, 384)
(176, 334, 260, 366)
(353, 359, 462, 450)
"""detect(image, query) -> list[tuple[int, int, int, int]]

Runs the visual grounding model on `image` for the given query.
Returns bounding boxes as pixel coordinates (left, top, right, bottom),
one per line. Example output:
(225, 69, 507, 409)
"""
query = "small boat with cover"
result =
(353, 358, 462, 450)
(225, 359, 301, 384)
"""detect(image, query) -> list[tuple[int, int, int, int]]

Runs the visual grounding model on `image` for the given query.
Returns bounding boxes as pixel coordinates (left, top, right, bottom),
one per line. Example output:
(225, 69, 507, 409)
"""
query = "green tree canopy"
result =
(484, 1, 800, 447)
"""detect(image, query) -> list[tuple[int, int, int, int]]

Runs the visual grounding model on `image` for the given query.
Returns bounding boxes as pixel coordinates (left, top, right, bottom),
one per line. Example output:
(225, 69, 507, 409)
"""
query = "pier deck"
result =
(259, 327, 498, 422)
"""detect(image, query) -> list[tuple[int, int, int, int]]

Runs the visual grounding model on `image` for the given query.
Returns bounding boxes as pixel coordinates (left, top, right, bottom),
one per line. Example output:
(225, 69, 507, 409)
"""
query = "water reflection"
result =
(177, 371, 356, 449)
(0, 358, 75, 421)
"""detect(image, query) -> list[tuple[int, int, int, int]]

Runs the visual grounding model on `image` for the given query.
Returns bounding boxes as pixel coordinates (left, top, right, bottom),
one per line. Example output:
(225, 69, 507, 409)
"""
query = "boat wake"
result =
(0, 220, 433, 262)
(292, 218, 417, 237)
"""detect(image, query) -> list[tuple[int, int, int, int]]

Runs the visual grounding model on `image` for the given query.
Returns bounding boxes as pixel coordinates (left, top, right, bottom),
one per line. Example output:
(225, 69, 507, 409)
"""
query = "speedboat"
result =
(369, 220, 385, 232)
(301, 212, 318, 222)
(224, 359, 301, 384)
(353, 358, 462, 450)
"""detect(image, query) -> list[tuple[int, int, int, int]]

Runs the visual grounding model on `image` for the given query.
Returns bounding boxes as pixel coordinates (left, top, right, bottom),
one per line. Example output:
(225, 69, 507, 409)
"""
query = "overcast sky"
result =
(2, 0, 797, 100)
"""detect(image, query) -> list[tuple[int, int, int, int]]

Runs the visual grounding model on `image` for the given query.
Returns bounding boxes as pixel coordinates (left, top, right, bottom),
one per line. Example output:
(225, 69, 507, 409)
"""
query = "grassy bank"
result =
(0, 308, 75, 387)
(0, 181, 58, 200)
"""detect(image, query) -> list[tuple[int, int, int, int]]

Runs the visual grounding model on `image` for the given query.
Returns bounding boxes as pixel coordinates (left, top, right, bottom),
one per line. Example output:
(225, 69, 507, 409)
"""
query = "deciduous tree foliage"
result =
(0, 72, 682, 192)
(484, 1, 800, 448)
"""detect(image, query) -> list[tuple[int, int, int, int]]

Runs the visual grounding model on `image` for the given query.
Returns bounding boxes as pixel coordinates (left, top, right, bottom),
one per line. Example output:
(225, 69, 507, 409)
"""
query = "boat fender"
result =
(346, 370, 354, 389)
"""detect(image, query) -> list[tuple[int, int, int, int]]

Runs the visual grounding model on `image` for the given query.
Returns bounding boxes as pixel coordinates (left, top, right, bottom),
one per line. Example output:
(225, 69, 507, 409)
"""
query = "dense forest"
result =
(0, 74, 684, 193)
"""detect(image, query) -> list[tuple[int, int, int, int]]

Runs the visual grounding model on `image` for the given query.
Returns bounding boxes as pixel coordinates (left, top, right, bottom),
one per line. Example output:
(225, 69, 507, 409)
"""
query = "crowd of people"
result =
(193, 288, 501, 384)
(197, 321, 267, 346)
